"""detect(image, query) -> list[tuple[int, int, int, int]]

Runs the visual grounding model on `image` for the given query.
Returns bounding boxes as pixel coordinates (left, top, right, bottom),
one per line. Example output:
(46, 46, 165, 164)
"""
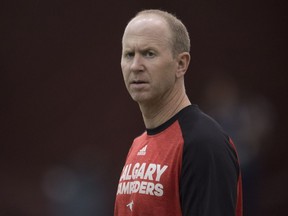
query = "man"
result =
(114, 9, 243, 216)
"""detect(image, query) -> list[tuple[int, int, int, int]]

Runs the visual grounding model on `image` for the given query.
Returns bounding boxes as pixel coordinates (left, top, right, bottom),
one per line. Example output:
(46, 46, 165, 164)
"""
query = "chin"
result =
(130, 95, 150, 104)
(131, 97, 146, 103)
(129, 91, 157, 104)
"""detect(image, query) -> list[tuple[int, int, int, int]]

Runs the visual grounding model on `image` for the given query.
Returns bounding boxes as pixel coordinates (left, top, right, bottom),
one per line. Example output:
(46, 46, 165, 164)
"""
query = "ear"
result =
(176, 52, 190, 78)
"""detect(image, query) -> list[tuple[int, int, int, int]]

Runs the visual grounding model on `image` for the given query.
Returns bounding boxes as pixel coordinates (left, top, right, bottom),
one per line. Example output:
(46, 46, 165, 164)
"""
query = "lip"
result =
(129, 80, 149, 89)
(131, 80, 148, 84)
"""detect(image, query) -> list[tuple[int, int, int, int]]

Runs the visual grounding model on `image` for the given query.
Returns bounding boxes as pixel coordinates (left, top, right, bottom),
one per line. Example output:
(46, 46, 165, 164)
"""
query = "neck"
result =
(139, 86, 191, 129)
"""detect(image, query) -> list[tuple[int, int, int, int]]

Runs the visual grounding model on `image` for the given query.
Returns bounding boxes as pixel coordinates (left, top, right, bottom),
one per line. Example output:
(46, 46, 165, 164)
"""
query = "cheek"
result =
(121, 63, 129, 79)
(121, 70, 131, 90)
(152, 73, 173, 93)
(158, 64, 176, 83)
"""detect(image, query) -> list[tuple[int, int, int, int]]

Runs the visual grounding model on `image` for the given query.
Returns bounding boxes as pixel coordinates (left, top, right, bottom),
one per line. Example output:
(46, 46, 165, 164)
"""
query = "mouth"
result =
(129, 80, 149, 89)
(130, 78, 149, 84)
(131, 80, 147, 84)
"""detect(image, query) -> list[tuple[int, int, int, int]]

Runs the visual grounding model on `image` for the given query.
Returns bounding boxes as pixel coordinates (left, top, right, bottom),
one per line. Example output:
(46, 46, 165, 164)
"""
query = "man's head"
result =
(134, 9, 190, 57)
(121, 9, 191, 105)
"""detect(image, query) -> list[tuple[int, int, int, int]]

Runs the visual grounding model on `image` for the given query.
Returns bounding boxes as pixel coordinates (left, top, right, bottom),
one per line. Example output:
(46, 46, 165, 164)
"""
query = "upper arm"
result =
(180, 132, 239, 216)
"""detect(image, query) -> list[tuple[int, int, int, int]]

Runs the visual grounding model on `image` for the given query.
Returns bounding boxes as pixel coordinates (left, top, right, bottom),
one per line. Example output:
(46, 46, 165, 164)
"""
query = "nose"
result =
(130, 54, 144, 72)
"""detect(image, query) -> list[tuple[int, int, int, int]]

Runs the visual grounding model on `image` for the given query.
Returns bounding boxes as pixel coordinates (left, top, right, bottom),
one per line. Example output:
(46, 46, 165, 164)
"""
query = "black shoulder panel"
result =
(178, 105, 239, 216)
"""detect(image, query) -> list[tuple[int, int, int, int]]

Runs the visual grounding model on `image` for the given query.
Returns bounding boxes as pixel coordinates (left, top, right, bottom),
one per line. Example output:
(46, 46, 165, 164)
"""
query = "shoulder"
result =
(178, 105, 229, 145)
(178, 105, 241, 215)
(178, 105, 238, 162)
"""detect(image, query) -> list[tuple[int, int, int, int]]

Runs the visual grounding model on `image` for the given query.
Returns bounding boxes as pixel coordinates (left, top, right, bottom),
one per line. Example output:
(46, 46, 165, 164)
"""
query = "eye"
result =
(123, 51, 134, 59)
(143, 50, 156, 58)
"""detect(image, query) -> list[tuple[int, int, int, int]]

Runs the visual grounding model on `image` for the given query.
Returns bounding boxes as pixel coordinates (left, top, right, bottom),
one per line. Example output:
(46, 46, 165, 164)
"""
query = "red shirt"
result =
(114, 105, 243, 216)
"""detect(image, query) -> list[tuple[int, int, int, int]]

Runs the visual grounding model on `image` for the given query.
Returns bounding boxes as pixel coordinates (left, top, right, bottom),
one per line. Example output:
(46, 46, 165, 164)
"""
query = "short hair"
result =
(135, 9, 190, 56)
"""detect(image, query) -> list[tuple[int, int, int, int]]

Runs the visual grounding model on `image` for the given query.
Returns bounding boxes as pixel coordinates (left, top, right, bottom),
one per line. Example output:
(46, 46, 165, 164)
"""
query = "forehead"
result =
(122, 15, 172, 49)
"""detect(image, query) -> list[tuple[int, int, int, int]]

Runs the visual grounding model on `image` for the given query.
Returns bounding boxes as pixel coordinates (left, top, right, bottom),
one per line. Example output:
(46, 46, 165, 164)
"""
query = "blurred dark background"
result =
(1, 0, 287, 215)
